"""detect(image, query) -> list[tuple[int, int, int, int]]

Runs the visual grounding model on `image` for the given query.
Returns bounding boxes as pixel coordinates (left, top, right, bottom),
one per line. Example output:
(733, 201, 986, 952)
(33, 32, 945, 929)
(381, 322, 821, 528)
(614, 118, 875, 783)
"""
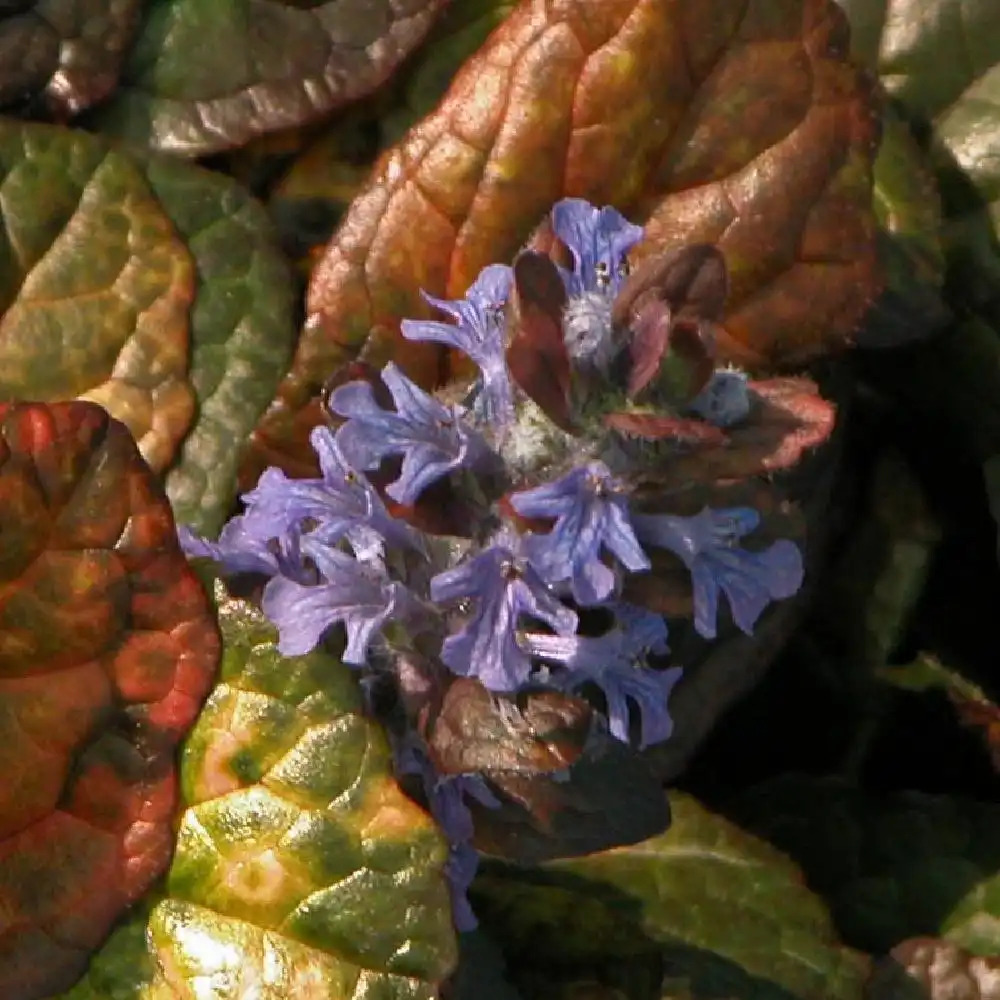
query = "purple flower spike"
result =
(242, 426, 422, 561)
(551, 197, 645, 298)
(329, 362, 489, 505)
(178, 515, 311, 583)
(631, 506, 805, 639)
(510, 462, 651, 606)
(261, 538, 417, 661)
(521, 604, 679, 748)
(401, 264, 514, 425)
(430, 546, 578, 691)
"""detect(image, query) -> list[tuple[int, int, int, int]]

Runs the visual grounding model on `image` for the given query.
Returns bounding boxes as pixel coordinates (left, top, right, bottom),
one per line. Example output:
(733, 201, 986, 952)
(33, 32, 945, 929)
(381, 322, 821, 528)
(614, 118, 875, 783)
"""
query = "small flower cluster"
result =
(181, 197, 806, 930)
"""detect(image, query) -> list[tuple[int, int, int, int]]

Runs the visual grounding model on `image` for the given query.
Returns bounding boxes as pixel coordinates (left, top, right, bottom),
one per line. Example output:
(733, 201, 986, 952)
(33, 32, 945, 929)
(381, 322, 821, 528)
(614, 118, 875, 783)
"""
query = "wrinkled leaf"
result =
(0, 401, 220, 1000)
(472, 792, 872, 1000)
(64, 576, 458, 999)
(0, 1, 143, 116)
(0, 121, 197, 471)
(423, 678, 670, 864)
(249, 0, 880, 476)
(143, 156, 299, 536)
(268, 0, 519, 260)
(89, 0, 449, 155)
(727, 775, 1000, 957)
(0, 120, 298, 535)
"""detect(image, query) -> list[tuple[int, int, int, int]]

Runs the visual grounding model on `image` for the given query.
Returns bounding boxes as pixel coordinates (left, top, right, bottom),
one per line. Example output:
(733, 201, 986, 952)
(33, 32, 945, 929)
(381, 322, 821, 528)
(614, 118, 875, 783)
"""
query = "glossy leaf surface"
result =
(0, 402, 220, 1000)
(472, 792, 872, 1000)
(249, 0, 880, 476)
(0, 1, 143, 116)
(0, 120, 298, 535)
(90, 0, 449, 155)
(63, 577, 458, 999)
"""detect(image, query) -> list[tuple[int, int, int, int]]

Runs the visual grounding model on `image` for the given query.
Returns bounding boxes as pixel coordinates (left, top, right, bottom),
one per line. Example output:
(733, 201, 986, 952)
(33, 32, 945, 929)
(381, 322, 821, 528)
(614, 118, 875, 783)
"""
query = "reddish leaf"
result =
(604, 411, 728, 446)
(0, 402, 219, 1000)
(421, 678, 669, 863)
(506, 251, 574, 430)
(613, 246, 725, 400)
(619, 377, 837, 489)
(247, 0, 878, 476)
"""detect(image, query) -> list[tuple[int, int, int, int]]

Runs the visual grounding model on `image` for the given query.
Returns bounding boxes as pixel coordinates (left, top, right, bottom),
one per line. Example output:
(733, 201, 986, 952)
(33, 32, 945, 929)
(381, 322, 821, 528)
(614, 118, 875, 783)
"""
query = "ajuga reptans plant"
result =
(181, 198, 807, 930)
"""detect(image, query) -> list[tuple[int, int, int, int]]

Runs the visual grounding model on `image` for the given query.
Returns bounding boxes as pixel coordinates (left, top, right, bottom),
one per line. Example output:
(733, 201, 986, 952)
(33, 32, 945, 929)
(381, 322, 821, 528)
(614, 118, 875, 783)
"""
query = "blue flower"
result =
(261, 537, 418, 661)
(395, 739, 500, 933)
(242, 426, 422, 561)
(550, 197, 645, 298)
(631, 506, 804, 639)
(510, 462, 651, 606)
(328, 362, 490, 505)
(400, 264, 514, 424)
(430, 546, 578, 691)
(687, 369, 752, 427)
(520, 604, 680, 748)
(178, 515, 311, 583)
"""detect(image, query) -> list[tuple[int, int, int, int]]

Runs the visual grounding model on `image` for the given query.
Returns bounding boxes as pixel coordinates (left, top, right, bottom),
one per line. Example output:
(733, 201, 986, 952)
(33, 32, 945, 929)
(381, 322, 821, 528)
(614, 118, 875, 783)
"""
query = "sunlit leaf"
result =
(88, 0, 449, 155)
(0, 1, 143, 116)
(472, 792, 872, 1000)
(62, 577, 458, 999)
(248, 0, 880, 476)
(0, 402, 219, 1000)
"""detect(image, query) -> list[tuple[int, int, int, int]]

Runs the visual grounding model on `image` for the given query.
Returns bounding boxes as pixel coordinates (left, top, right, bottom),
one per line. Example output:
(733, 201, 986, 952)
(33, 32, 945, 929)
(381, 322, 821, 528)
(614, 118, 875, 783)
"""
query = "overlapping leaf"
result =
(727, 775, 1000, 957)
(471, 792, 872, 1000)
(420, 678, 670, 864)
(88, 0, 449, 156)
(248, 0, 881, 477)
(0, 1, 143, 116)
(63, 577, 458, 999)
(0, 401, 220, 1000)
(0, 119, 298, 535)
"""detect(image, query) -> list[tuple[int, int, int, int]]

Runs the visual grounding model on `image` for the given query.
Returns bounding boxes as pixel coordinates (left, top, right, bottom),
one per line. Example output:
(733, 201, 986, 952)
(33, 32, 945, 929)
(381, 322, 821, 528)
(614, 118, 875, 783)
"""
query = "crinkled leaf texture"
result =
(89, 0, 449, 155)
(61, 576, 458, 1000)
(248, 0, 880, 477)
(727, 775, 1000, 957)
(471, 792, 872, 1000)
(0, 401, 220, 1000)
(0, 1, 143, 116)
(0, 120, 298, 536)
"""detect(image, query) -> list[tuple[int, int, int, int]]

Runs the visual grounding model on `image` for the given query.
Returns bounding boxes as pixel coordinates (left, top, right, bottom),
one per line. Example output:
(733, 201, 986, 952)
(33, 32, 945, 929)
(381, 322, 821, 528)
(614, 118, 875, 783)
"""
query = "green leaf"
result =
(862, 107, 953, 347)
(87, 0, 449, 155)
(63, 577, 458, 999)
(727, 775, 1000, 957)
(471, 792, 871, 1000)
(0, 1, 143, 116)
(0, 401, 220, 1000)
(0, 119, 298, 535)
(144, 156, 299, 535)
(838, 0, 1000, 317)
